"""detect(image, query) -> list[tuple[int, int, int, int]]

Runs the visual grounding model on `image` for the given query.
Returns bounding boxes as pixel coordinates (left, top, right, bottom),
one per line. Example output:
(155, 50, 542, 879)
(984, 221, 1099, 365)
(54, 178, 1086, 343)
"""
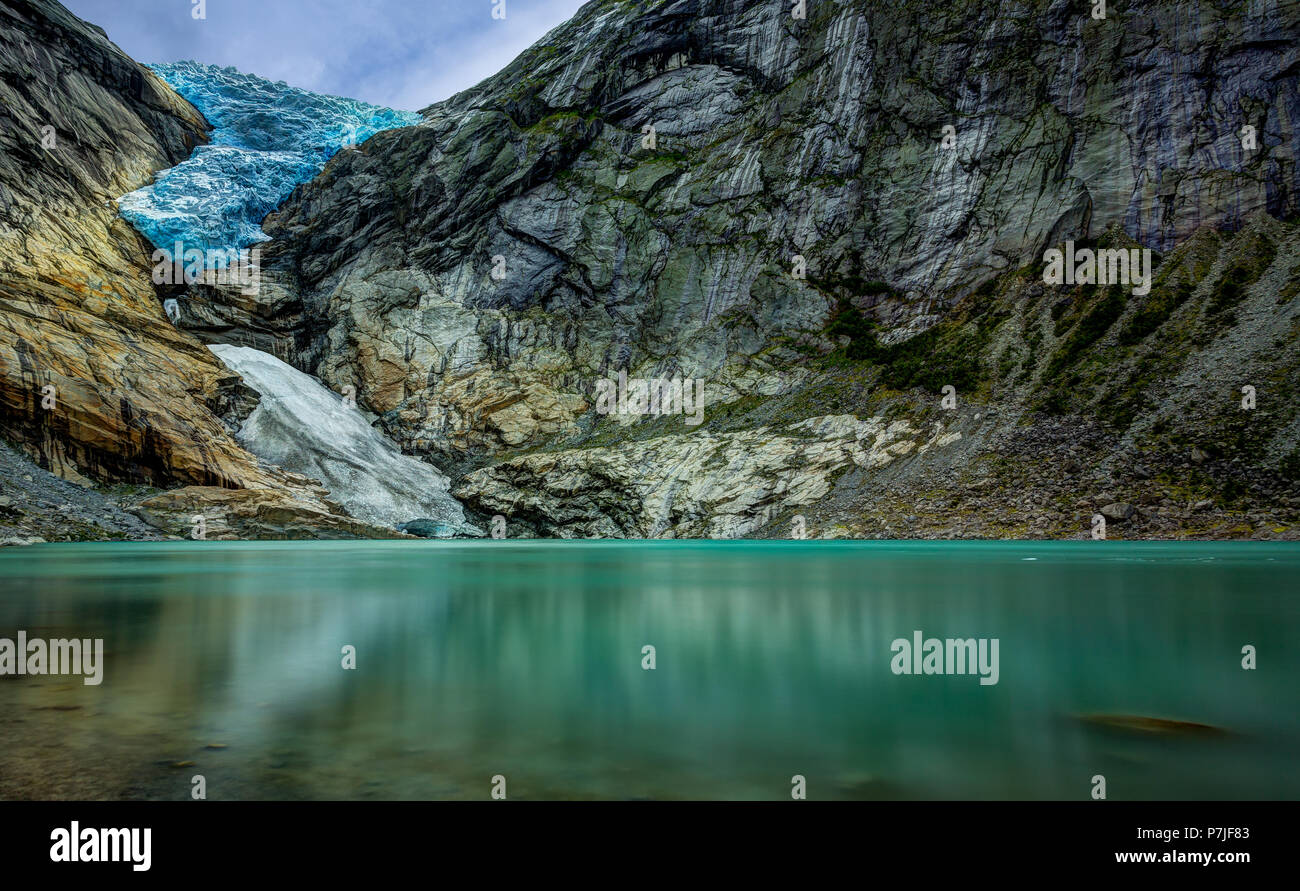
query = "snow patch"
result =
(209, 345, 474, 533)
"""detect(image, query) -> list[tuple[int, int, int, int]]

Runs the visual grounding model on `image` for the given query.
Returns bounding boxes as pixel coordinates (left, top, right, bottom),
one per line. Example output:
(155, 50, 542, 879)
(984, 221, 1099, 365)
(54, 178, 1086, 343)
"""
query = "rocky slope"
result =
(191, 0, 1298, 539)
(0, 437, 161, 544)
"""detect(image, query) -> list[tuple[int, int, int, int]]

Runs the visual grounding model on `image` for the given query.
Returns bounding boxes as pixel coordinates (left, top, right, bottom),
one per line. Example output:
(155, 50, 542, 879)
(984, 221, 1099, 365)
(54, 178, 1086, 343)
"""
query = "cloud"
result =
(62, 0, 588, 110)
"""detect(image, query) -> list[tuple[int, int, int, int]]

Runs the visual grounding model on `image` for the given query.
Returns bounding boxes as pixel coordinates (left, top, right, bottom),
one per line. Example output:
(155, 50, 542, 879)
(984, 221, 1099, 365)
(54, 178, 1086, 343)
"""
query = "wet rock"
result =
(130, 486, 413, 541)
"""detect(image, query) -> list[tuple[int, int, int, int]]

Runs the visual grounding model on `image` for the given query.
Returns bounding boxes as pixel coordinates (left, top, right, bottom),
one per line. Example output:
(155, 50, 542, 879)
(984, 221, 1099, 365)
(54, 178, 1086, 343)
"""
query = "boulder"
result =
(1100, 502, 1136, 523)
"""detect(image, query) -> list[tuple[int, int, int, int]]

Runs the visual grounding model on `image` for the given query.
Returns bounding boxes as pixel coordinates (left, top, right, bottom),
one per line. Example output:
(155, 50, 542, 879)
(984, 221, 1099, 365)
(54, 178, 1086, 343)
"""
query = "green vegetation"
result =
(1097, 354, 1159, 429)
(824, 297, 991, 393)
(1043, 285, 1126, 380)
(1206, 234, 1276, 319)
(1119, 278, 1193, 345)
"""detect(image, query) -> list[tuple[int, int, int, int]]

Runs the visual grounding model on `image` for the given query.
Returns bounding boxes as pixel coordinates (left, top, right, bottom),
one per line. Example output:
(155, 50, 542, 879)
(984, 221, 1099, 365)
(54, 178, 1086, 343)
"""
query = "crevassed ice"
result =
(119, 61, 421, 255)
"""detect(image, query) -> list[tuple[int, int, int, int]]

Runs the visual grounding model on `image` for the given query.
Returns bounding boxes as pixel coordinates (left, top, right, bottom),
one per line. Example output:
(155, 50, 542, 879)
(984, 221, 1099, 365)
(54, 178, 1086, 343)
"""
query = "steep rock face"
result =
(0, 0, 271, 488)
(251, 0, 1299, 470)
(16, 0, 1290, 540)
(0, 0, 420, 541)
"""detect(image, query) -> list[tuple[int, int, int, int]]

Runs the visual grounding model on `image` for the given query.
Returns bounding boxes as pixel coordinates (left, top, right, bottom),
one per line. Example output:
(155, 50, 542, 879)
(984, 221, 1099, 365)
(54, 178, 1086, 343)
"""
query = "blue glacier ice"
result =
(118, 61, 421, 257)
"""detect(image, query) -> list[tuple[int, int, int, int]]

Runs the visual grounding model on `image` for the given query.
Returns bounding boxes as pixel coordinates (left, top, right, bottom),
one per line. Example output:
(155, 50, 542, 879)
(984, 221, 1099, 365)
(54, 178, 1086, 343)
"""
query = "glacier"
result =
(209, 345, 478, 535)
(118, 61, 421, 254)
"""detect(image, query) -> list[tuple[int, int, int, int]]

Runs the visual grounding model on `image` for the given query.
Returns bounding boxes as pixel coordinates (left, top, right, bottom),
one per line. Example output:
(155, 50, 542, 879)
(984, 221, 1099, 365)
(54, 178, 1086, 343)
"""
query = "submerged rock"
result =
(1077, 714, 1228, 736)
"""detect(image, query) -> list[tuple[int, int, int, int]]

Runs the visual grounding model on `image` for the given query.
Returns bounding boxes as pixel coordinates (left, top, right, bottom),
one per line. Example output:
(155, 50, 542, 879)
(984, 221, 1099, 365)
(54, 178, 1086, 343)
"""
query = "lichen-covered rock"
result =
(1100, 502, 1136, 523)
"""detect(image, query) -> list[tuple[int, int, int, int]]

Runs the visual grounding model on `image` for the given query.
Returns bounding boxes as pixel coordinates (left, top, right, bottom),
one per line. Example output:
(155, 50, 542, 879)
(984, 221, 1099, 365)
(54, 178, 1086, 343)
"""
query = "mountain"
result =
(250, 0, 1300, 539)
(3, 0, 1299, 541)
(0, 0, 411, 540)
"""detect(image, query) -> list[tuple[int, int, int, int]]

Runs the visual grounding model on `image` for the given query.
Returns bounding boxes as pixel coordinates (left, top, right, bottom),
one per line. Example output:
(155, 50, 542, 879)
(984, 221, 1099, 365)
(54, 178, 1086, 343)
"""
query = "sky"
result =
(63, 0, 589, 111)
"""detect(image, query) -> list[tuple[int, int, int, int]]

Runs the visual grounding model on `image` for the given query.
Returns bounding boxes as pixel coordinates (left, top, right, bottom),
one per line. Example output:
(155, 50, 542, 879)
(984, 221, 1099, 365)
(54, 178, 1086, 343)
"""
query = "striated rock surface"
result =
(456, 413, 962, 538)
(247, 0, 1299, 458)
(5, 0, 1300, 541)
(0, 0, 273, 489)
(0, 0, 437, 541)
(129, 484, 412, 541)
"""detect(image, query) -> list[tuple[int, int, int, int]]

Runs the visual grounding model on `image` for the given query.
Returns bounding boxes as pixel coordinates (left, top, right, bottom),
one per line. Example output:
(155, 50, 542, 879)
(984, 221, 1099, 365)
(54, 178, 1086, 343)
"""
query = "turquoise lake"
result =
(0, 540, 1296, 800)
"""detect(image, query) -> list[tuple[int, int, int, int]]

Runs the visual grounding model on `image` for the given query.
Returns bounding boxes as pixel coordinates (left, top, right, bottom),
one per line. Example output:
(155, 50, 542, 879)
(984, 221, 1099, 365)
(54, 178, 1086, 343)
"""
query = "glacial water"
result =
(0, 540, 1296, 801)
(117, 61, 421, 253)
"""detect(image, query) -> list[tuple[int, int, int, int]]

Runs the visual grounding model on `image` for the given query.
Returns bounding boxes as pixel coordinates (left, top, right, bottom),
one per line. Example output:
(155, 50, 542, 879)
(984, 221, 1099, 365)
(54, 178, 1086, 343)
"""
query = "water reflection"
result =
(1, 541, 1296, 799)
